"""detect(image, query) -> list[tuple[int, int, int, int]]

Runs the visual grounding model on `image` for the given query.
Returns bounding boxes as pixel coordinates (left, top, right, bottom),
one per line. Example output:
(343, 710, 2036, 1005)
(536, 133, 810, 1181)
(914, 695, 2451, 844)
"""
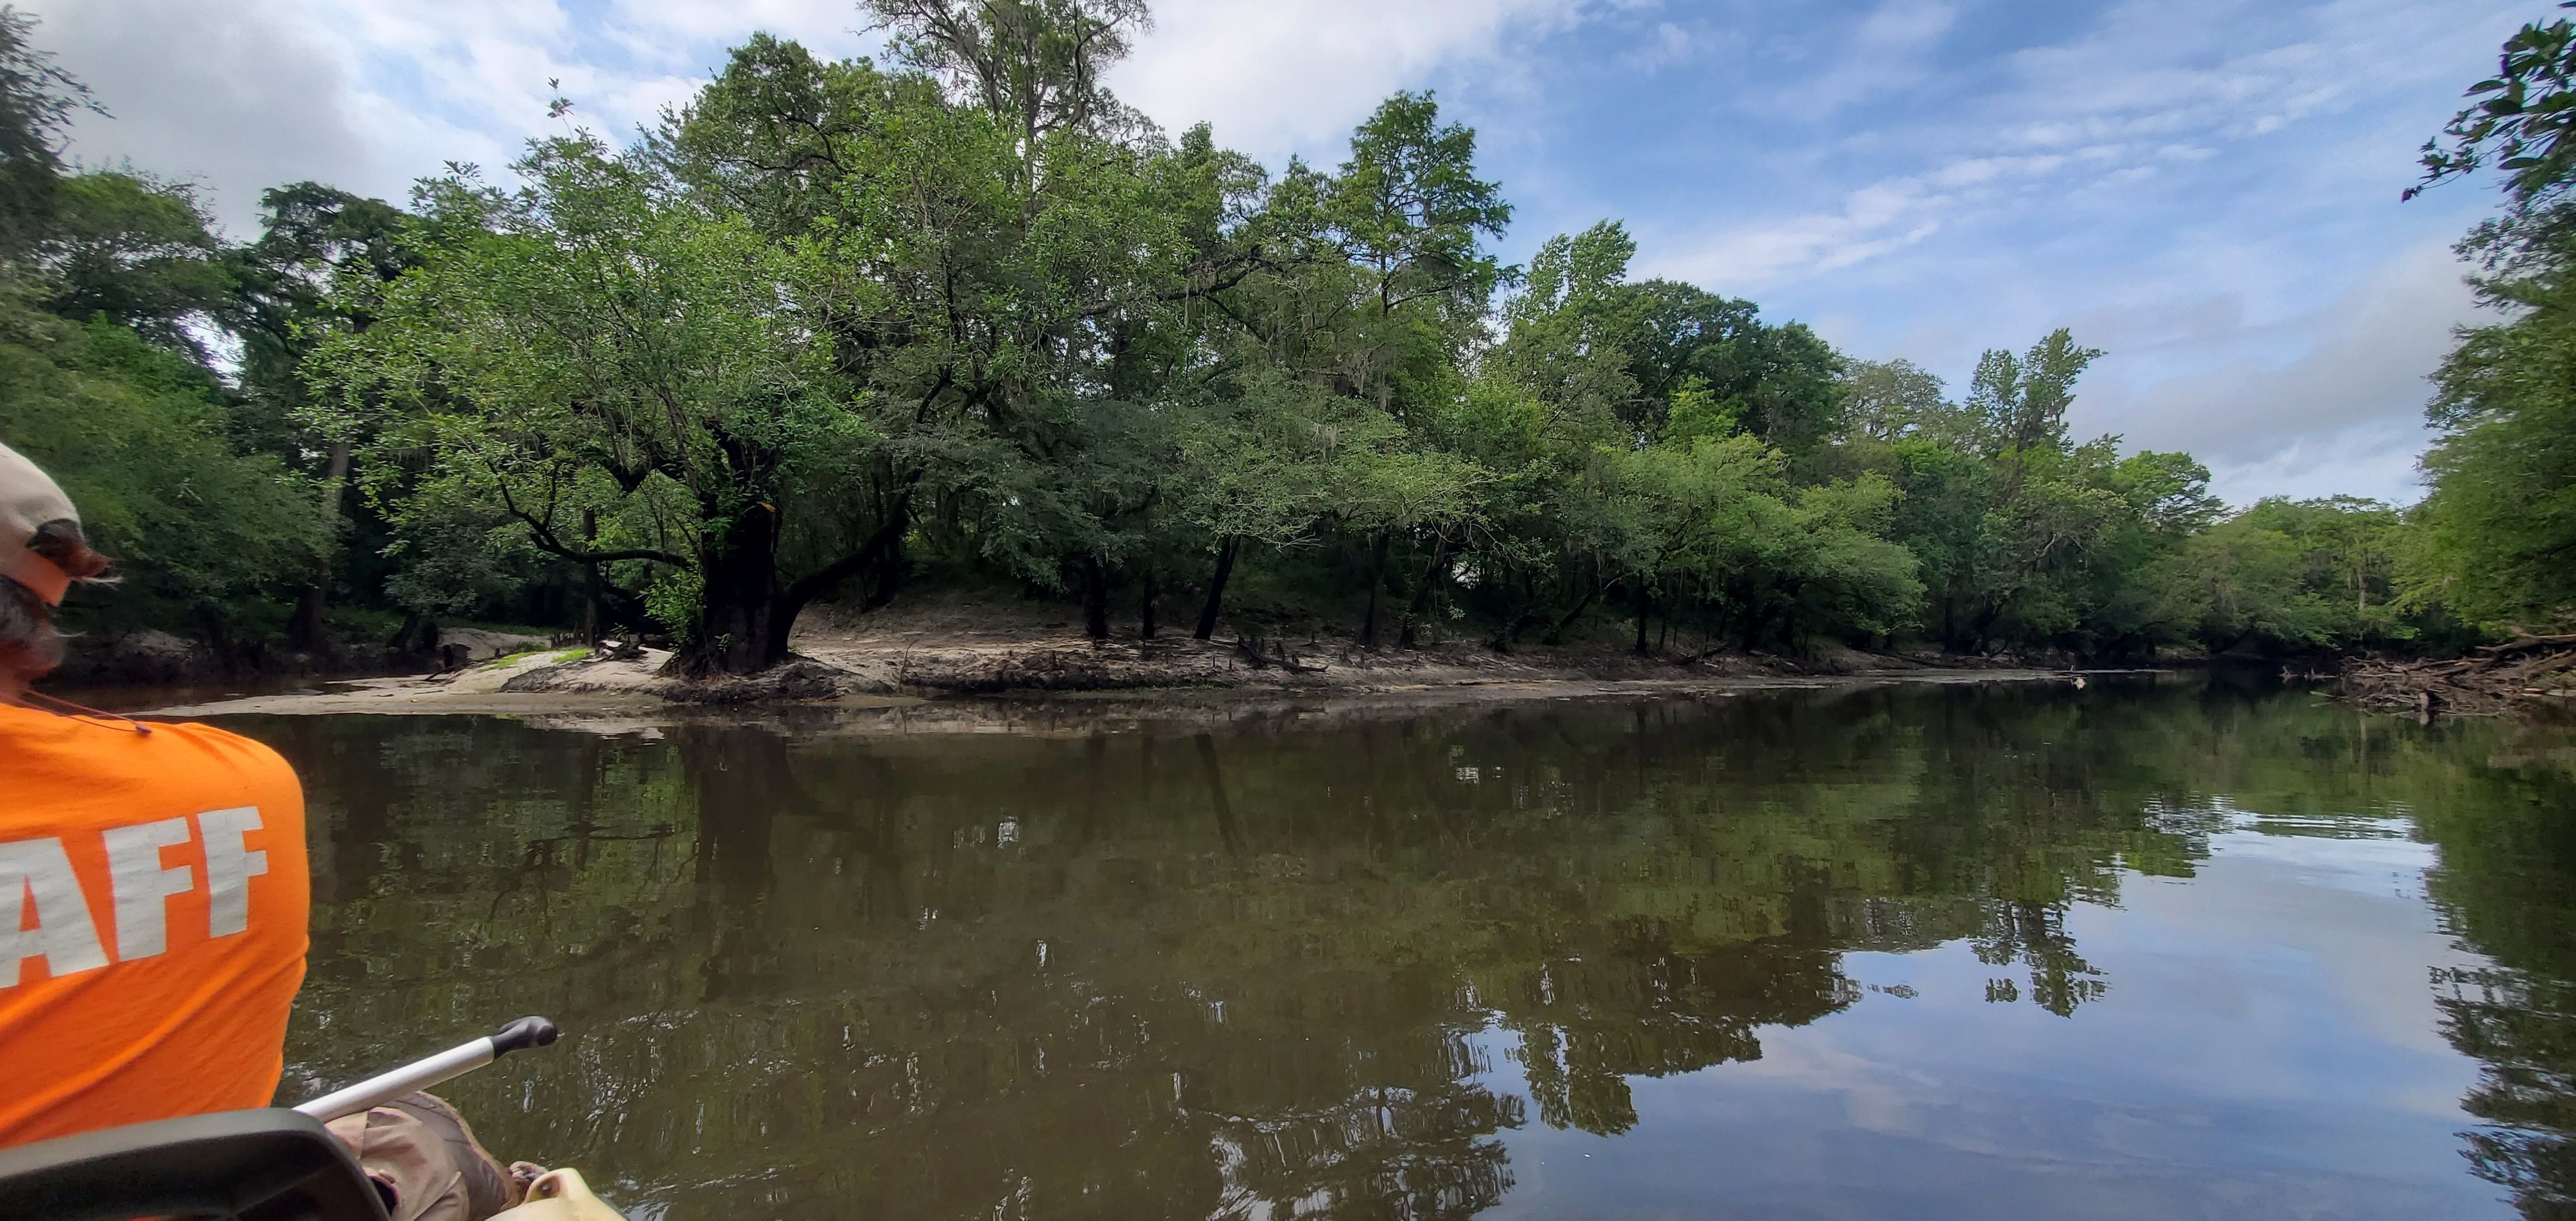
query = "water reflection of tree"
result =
(256, 680, 2229, 1220)
(1972, 901, 2104, 1018)
(2403, 717, 2576, 1221)
(2133, 693, 2576, 1221)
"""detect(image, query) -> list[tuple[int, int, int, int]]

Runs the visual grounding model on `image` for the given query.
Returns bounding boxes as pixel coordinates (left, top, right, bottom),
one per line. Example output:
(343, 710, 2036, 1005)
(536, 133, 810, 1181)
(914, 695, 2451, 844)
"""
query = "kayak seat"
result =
(0, 1108, 387, 1221)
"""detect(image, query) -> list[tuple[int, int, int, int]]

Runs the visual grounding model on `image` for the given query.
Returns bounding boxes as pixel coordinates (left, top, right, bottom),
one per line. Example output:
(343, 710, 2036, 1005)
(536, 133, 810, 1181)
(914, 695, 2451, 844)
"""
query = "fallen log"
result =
(2476, 632, 2576, 657)
(2338, 638, 2576, 717)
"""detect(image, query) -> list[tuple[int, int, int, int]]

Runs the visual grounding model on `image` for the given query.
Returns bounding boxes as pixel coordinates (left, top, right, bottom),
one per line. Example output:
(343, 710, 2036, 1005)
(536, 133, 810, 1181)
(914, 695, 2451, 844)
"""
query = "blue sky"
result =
(31, 0, 2543, 505)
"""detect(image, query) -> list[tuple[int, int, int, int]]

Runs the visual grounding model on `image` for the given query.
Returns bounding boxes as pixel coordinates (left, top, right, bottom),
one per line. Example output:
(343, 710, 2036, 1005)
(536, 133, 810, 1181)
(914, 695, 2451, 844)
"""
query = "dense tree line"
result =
(0, 3, 2498, 678)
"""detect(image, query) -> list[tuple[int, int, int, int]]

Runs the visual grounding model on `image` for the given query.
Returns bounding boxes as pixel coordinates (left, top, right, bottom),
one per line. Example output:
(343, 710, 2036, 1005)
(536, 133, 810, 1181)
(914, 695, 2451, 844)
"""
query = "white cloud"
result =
(1587, 0, 2526, 504)
(1623, 20, 1699, 72)
(1651, 188, 1944, 288)
(1108, 0, 1587, 159)
(1635, 0, 2496, 291)
(602, 0, 861, 48)
(1641, 149, 2089, 290)
(35, 0, 1579, 231)
(2073, 240, 2480, 505)
(2201, 419, 2433, 508)
(32, 0, 877, 234)
(1803, 0, 1957, 111)
(37, 0, 386, 235)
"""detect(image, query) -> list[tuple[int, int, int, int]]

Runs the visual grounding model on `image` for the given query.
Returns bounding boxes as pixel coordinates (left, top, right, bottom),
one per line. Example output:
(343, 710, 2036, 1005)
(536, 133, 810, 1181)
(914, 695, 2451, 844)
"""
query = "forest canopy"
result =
(0, 2, 2482, 676)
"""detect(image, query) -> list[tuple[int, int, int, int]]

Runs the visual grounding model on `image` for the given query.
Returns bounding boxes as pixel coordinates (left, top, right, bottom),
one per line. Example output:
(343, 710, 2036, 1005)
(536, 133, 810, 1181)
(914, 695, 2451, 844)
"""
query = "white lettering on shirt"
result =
(103, 817, 196, 960)
(0, 837, 110, 987)
(195, 807, 266, 938)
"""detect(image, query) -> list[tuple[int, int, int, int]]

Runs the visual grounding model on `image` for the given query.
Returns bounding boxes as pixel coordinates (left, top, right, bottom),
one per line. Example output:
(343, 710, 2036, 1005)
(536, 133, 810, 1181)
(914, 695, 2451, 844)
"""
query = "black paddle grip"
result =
(489, 1016, 560, 1057)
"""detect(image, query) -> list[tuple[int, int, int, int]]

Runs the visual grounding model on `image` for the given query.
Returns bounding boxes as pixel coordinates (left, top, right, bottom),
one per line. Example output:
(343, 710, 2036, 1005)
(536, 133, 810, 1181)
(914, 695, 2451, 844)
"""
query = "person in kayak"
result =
(0, 441, 524, 1220)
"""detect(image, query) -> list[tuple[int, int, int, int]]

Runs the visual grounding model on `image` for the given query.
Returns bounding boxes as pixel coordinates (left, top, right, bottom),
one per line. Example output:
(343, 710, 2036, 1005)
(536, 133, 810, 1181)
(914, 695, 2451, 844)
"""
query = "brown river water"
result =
(221, 675, 2576, 1219)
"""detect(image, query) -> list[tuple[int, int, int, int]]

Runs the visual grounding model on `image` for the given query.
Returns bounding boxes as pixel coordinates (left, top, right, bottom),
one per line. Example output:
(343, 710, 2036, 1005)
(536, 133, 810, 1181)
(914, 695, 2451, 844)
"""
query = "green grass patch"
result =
(473, 646, 586, 671)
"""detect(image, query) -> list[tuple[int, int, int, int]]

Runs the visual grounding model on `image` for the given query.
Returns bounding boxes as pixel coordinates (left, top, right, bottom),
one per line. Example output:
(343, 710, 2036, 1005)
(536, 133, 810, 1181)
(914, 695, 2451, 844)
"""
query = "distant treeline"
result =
(0, 2, 2546, 677)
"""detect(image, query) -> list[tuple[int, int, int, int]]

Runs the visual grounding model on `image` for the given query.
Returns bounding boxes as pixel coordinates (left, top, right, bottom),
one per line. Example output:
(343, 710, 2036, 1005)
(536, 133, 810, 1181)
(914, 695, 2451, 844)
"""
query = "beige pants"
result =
(323, 1092, 523, 1221)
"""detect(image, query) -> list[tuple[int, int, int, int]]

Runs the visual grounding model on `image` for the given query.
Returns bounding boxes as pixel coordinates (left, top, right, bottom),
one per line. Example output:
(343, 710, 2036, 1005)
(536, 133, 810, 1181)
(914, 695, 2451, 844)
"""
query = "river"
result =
(229, 674, 2576, 1219)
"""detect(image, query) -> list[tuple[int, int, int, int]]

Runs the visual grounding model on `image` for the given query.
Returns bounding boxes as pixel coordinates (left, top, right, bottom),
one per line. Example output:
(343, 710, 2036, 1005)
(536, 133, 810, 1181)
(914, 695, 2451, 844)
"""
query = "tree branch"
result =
(783, 491, 915, 610)
(496, 481, 691, 567)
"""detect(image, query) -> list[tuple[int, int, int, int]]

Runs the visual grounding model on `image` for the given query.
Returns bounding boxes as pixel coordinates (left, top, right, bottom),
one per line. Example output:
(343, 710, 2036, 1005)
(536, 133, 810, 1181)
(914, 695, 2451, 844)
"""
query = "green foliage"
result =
(227, 182, 417, 442)
(1965, 328, 2101, 456)
(310, 132, 862, 671)
(1332, 90, 1512, 330)
(2412, 252, 2576, 629)
(2401, 14, 2576, 636)
(0, 6, 91, 267)
(35, 172, 234, 356)
(2413, 3, 2576, 208)
(1842, 358, 1952, 444)
(1850, 349, 2223, 659)
(0, 315, 314, 617)
(865, 0, 1152, 150)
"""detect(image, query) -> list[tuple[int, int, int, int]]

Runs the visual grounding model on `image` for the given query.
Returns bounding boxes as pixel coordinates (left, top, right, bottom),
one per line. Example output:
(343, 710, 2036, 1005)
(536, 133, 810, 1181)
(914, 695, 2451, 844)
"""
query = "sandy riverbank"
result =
(127, 597, 2082, 725)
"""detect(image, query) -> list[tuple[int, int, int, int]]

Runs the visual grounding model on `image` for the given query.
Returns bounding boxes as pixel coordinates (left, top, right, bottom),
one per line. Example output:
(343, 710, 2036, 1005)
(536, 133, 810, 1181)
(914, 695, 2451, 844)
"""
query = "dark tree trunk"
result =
(1139, 569, 1158, 639)
(1740, 599, 1777, 652)
(1084, 556, 1111, 641)
(1968, 601, 2002, 655)
(1193, 536, 1238, 641)
(1358, 531, 1391, 650)
(1491, 567, 1538, 653)
(771, 493, 912, 645)
(286, 441, 353, 653)
(1544, 573, 1606, 645)
(579, 508, 602, 645)
(672, 504, 787, 676)
(1635, 584, 1650, 654)
(387, 612, 435, 656)
(1396, 530, 1451, 650)
(862, 528, 905, 611)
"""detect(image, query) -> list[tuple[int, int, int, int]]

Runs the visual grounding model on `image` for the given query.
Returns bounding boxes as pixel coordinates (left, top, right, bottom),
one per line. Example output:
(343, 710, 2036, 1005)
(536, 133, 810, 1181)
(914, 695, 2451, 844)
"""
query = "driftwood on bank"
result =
(2341, 636, 2576, 716)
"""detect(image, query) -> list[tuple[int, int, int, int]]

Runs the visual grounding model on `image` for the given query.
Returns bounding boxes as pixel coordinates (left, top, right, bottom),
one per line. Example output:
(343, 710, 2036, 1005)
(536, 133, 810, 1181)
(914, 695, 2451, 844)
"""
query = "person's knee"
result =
(323, 1091, 520, 1221)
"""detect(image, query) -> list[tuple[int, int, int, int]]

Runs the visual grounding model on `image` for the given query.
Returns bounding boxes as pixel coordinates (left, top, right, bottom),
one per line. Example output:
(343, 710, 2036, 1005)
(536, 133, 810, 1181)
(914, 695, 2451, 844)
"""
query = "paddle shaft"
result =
(293, 1016, 558, 1123)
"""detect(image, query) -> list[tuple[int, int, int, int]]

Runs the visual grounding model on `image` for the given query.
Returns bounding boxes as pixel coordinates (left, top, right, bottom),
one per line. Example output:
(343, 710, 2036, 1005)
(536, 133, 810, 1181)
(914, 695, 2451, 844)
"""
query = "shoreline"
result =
(116, 637, 2101, 732)
(62, 597, 2175, 729)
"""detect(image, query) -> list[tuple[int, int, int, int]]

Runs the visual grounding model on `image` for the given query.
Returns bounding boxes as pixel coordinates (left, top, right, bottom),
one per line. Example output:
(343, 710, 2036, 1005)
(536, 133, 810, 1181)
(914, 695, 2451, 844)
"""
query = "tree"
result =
(0, 317, 315, 632)
(0, 13, 317, 667)
(1327, 91, 1510, 423)
(1840, 358, 1952, 444)
(2403, 8, 2576, 632)
(1660, 441, 1921, 652)
(864, 0, 1151, 162)
(2412, 273, 2576, 627)
(1871, 330, 2213, 659)
(2151, 498, 2413, 657)
(313, 137, 883, 675)
(2411, 4, 2576, 210)
(1966, 328, 2101, 457)
(230, 182, 420, 649)
(0, 6, 94, 269)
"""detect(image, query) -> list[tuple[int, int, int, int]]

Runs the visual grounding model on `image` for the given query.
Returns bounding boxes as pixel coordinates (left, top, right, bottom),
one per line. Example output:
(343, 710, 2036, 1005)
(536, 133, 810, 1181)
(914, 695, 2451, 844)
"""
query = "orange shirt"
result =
(0, 704, 309, 1148)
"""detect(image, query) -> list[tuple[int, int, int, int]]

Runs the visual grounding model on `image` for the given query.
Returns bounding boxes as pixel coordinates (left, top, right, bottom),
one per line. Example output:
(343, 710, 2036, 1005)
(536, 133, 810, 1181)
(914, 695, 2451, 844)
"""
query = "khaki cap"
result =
(0, 441, 77, 605)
